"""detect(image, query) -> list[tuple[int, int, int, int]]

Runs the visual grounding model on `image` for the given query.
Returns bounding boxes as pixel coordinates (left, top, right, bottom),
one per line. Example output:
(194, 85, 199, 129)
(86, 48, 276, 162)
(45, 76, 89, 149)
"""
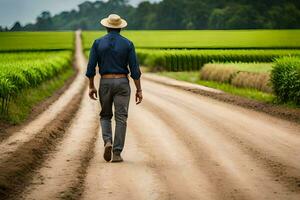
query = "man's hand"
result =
(89, 87, 98, 100)
(136, 90, 143, 105)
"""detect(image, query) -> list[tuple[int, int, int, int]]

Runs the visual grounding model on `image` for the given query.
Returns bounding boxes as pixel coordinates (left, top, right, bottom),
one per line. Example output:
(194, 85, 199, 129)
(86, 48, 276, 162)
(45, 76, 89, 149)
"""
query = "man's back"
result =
(87, 30, 140, 80)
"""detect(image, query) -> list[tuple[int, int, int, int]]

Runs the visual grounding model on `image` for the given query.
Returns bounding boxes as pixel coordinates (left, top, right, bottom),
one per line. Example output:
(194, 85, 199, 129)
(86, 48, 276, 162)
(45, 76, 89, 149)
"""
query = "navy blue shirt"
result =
(86, 31, 141, 80)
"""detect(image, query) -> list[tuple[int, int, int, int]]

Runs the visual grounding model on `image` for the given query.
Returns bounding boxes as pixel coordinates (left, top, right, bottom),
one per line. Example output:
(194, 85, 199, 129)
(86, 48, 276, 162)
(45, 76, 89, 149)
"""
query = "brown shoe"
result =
(103, 141, 112, 162)
(111, 152, 123, 163)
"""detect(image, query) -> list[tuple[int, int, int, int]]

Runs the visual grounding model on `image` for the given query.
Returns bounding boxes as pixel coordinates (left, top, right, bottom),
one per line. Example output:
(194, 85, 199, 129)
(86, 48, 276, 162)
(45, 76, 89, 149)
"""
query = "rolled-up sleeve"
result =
(85, 40, 98, 78)
(128, 42, 141, 80)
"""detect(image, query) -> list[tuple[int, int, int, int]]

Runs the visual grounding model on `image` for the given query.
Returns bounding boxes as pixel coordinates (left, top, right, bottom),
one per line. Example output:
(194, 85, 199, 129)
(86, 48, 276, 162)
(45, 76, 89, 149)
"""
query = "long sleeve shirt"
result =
(85, 31, 141, 80)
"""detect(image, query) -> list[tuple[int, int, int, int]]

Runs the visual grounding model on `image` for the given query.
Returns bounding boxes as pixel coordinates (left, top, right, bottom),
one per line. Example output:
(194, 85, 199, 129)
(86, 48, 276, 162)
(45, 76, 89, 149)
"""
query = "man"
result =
(86, 14, 143, 163)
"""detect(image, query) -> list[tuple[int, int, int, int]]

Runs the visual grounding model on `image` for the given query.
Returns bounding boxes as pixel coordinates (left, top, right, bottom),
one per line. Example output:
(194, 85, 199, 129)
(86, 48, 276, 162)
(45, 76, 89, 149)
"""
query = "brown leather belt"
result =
(101, 74, 128, 79)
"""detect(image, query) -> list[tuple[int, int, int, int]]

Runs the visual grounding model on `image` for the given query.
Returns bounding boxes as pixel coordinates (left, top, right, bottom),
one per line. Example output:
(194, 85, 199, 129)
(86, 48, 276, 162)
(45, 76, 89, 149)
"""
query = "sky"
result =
(0, 0, 158, 28)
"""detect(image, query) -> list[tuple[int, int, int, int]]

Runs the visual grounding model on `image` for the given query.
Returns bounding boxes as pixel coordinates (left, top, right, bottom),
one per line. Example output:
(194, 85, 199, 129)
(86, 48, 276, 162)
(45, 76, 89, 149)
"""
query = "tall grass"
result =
(200, 63, 273, 93)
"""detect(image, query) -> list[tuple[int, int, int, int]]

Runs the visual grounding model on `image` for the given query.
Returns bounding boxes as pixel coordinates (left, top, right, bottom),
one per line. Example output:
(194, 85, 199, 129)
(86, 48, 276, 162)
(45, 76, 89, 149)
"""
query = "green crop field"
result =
(83, 30, 300, 49)
(0, 51, 72, 114)
(136, 49, 300, 71)
(0, 32, 75, 118)
(0, 32, 74, 51)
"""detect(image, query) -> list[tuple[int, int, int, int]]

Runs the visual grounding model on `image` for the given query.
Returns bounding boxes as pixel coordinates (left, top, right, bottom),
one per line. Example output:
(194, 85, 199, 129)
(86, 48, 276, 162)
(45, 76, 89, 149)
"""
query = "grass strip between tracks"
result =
(157, 71, 300, 108)
(0, 85, 85, 200)
(148, 72, 300, 123)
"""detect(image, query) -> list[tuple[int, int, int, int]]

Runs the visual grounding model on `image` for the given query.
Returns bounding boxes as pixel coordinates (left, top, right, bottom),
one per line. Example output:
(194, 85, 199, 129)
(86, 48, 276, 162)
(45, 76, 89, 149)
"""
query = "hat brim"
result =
(100, 18, 128, 29)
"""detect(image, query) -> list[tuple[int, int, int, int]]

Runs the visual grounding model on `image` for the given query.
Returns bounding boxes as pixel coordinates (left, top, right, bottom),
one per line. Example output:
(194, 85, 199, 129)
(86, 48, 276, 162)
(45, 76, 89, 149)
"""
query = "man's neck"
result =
(108, 30, 120, 34)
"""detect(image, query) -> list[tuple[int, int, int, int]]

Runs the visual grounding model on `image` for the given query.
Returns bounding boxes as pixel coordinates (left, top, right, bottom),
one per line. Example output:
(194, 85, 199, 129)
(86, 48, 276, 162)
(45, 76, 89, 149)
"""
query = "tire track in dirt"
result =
(139, 100, 251, 199)
(140, 80, 300, 199)
(19, 87, 99, 200)
(144, 80, 300, 193)
(0, 88, 83, 199)
(128, 104, 218, 200)
(154, 91, 300, 192)
(83, 132, 170, 200)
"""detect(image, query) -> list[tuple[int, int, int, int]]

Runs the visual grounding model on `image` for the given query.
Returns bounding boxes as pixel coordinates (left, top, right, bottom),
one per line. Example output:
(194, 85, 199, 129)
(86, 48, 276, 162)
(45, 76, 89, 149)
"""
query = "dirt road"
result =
(1, 31, 300, 200)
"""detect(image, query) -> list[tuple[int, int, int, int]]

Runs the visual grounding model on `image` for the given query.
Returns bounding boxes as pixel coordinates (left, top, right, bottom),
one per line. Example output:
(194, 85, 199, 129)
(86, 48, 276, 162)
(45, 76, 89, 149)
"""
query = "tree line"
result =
(2, 0, 300, 31)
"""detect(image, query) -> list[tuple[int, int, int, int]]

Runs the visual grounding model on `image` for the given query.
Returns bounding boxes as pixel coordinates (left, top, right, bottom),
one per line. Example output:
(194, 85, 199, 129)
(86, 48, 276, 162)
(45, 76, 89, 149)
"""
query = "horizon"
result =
(0, 0, 159, 28)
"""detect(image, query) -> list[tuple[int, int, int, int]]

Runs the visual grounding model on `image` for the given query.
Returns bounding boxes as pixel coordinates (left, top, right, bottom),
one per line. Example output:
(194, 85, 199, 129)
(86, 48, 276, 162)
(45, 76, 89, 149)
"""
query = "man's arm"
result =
(134, 79, 142, 105)
(86, 41, 98, 100)
(128, 42, 143, 105)
(88, 76, 97, 100)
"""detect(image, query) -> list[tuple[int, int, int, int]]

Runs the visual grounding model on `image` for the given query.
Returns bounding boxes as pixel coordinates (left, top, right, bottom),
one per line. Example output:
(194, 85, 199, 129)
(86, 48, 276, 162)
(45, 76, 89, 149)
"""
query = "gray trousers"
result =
(99, 77, 131, 153)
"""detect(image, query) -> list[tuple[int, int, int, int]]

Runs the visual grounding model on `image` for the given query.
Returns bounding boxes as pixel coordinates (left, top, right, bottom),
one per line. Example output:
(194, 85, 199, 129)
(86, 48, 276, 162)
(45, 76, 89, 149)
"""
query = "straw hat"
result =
(100, 14, 128, 29)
